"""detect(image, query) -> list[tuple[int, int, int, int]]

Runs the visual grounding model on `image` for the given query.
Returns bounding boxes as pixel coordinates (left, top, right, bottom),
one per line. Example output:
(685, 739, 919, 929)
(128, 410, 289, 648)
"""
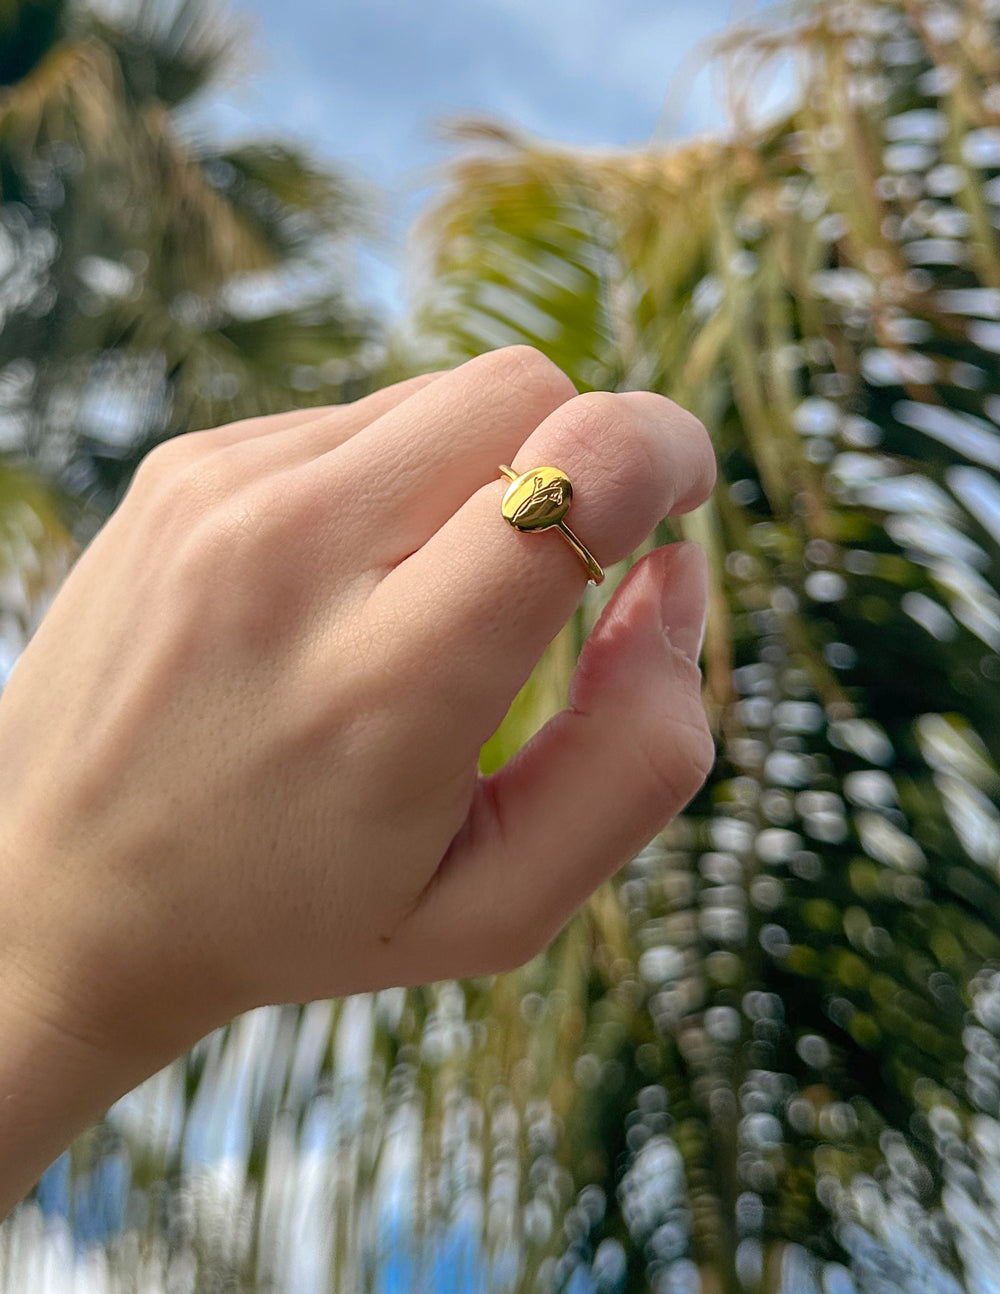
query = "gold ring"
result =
(497, 464, 605, 585)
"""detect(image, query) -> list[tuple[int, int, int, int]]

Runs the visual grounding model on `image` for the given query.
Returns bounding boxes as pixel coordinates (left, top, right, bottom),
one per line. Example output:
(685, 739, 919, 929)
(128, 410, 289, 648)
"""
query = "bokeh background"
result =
(2, 1, 1000, 1291)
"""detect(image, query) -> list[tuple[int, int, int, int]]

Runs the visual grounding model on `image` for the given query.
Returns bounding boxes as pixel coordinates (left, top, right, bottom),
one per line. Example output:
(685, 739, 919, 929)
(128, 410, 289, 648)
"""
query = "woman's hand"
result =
(0, 346, 715, 1209)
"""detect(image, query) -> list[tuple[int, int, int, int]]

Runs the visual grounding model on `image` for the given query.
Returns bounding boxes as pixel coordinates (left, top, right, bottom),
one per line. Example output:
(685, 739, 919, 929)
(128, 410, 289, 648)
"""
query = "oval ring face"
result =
(500, 466, 573, 531)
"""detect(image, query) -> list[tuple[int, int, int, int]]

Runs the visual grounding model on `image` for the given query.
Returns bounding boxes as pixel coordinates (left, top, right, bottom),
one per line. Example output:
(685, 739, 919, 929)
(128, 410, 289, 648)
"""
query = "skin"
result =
(0, 345, 716, 1217)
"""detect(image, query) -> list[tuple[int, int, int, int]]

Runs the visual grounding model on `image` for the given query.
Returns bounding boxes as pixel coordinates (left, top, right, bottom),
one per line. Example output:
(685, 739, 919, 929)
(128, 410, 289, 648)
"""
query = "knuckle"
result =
(629, 391, 708, 443)
(133, 436, 194, 484)
(197, 487, 268, 548)
(562, 389, 629, 445)
(640, 708, 716, 808)
(561, 389, 629, 439)
(197, 482, 309, 575)
(132, 436, 233, 518)
(484, 344, 577, 405)
(567, 390, 716, 510)
(557, 390, 640, 485)
(165, 457, 231, 522)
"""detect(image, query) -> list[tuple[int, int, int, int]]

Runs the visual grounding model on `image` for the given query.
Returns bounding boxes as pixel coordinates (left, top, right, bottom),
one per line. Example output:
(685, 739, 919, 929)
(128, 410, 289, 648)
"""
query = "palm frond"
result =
(0, 0, 386, 511)
(9, 1, 1000, 1292)
(0, 0, 69, 89)
(392, 1, 1000, 1287)
(88, 0, 243, 109)
(204, 143, 376, 259)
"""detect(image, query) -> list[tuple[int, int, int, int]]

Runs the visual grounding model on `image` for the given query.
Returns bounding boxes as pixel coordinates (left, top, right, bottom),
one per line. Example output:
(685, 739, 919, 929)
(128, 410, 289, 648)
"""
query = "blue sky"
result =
(197, 0, 783, 318)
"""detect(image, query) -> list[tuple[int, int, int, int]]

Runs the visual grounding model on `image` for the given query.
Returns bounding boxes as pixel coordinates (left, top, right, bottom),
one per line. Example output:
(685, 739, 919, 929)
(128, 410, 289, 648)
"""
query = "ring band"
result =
(497, 464, 605, 585)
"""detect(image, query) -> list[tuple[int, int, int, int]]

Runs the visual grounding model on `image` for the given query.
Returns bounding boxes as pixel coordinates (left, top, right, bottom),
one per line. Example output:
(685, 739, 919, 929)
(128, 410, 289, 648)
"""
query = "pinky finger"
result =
(180, 370, 449, 453)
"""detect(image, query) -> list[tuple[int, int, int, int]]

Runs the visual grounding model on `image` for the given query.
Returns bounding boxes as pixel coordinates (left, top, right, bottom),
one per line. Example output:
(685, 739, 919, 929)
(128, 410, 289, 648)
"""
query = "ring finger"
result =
(362, 388, 715, 756)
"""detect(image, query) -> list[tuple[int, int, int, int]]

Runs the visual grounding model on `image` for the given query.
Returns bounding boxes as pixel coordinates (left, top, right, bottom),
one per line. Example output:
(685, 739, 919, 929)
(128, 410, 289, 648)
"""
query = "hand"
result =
(0, 345, 715, 1076)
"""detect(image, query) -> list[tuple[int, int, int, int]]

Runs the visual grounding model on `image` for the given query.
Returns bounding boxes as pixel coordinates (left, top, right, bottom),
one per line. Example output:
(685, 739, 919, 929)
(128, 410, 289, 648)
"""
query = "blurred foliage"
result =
(4, 0, 1000, 1293)
(399, 2, 1000, 1286)
(0, 456, 72, 686)
(0, 0, 383, 527)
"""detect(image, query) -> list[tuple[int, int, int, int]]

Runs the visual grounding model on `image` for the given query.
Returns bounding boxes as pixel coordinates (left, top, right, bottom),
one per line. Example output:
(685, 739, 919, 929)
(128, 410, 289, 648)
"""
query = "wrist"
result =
(0, 809, 239, 1063)
(0, 821, 221, 1216)
(0, 931, 163, 1219)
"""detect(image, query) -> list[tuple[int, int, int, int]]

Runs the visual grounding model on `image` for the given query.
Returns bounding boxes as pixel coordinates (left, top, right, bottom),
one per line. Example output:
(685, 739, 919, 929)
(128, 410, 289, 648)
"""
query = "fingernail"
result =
(660, 542, 709, 665)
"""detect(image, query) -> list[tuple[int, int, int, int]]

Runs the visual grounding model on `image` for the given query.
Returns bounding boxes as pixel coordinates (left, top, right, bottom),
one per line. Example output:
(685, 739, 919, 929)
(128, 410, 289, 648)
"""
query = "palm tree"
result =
(396, 3, 1000, 1289)
(5, 1, 1000, 1292)
(0, 0, 383, 522)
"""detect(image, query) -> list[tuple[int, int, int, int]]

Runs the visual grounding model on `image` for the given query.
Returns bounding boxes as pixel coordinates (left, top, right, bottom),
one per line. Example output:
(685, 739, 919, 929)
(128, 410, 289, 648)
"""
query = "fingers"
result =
(378, 543, 715, 984)
(255, 371, 450, 463)
(295, 346, 578, 569)
(363, 387, 716, 758)
(159, 371, 449, 457)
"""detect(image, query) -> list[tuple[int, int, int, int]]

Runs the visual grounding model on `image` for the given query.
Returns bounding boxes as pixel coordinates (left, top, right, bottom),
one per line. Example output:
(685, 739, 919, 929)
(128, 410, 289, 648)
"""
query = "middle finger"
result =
(278, 346, 578, 575)
(363, 388, 715, 756)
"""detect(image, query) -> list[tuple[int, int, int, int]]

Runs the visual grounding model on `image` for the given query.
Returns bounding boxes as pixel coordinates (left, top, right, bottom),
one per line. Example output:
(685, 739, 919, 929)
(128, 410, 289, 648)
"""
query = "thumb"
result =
(385, 541, 715, 983)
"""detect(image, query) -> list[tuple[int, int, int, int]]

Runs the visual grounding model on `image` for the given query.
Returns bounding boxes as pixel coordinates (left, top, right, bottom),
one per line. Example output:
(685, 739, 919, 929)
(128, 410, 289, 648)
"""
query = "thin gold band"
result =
(497, 464, 605, 585)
